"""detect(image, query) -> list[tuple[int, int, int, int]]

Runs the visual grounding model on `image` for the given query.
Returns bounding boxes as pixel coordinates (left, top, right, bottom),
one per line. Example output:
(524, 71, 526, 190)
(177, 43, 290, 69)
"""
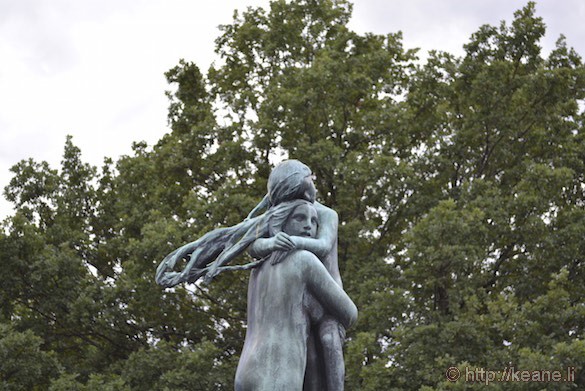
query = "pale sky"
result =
(1, 0, 584, 219)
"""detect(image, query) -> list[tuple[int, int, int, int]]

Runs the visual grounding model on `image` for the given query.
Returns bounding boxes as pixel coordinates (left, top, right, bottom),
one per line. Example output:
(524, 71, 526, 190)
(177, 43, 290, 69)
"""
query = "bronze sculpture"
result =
(156, 160, 357, 390)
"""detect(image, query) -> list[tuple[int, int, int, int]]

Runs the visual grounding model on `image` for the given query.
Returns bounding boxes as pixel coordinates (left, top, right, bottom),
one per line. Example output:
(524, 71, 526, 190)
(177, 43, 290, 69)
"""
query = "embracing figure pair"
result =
(156, 160, 357, 390)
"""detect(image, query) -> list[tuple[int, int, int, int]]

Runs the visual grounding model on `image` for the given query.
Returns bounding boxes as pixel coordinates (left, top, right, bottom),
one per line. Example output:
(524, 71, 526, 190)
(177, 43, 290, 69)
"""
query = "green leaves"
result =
(0, 324, 60, 391)
(1, 1, 584, 389)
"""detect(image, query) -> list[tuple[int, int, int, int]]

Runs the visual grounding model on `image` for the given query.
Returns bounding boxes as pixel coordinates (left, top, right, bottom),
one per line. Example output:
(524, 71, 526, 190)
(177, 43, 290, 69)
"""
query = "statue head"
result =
(282, 202, 318, 238)
(267, 160, 316, 206)
(265, 199, 316, 236)
(265, 199, 319, 265)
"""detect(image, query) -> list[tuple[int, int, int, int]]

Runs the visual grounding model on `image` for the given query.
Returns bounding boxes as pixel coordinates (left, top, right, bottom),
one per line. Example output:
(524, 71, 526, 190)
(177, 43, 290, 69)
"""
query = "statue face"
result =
(283, 204, 318, 238)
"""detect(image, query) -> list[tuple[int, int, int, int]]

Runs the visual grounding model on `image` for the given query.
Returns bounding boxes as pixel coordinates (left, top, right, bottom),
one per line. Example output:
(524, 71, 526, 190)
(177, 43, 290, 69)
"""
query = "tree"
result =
(1, 1, 583, 389)
(0, 324, 60, 390)
(384, 3, 585, 390)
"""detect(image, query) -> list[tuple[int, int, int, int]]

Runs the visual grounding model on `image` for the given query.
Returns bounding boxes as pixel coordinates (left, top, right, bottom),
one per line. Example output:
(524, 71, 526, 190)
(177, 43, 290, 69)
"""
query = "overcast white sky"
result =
(1, 0, 584, 218)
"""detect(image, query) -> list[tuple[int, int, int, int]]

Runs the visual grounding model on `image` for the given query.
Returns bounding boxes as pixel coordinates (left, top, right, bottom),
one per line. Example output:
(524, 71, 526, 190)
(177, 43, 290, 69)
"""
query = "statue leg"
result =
(319, 317, 345, 391)
(303, 329, 325, 391)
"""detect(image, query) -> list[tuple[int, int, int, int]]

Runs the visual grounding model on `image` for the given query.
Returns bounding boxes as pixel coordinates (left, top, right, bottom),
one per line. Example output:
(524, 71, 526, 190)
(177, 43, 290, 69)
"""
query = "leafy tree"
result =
(0, 324, 60, 390)
(383, 3, 585, 390)
(1, 1, 583, 390)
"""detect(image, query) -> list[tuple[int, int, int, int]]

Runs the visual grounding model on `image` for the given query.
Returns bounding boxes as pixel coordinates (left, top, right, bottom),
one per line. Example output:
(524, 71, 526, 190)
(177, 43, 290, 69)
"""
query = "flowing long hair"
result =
(155, 160, 315, 287)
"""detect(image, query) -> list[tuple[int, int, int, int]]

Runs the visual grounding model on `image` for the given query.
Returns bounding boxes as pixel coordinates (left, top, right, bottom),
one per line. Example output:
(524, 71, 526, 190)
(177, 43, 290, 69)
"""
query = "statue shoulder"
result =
(314, 202, 339, 232)
(288, 249, 323, 272)
(289, 249, 320, 262)
(314, 202, 338, 219)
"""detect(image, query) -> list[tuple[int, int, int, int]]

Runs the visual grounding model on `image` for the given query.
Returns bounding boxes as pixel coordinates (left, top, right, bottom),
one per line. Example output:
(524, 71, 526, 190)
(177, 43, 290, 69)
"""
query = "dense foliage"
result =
(2, 1, 584, 389)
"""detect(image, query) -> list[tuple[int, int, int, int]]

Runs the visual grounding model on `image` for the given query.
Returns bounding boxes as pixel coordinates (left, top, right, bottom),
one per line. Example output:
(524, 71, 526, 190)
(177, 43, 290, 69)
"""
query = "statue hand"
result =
(271, 232, 296, 251)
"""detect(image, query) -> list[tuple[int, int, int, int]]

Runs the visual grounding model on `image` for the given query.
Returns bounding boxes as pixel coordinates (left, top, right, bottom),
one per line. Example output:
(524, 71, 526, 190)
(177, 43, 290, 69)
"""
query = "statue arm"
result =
(248, 238, 270, 259)
(248, 202, 338, 260)
(248, 233, 293, 259)
(301, 252, 357, 329)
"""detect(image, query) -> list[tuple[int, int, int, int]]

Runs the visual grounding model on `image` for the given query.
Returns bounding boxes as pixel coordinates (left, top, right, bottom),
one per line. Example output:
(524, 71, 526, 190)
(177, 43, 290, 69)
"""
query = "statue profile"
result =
(156, 160, 357, 390)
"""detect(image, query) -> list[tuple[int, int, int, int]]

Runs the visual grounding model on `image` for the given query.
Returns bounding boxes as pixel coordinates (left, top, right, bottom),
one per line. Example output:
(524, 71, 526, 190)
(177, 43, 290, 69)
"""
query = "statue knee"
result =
(319, 321, 342, 351)
(320, 331, 335, 350)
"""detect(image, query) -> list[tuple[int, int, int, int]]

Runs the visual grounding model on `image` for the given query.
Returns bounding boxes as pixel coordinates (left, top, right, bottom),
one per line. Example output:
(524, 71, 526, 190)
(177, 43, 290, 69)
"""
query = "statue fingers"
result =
(277, 232, 296, 248)
(275, 236, 295, 250)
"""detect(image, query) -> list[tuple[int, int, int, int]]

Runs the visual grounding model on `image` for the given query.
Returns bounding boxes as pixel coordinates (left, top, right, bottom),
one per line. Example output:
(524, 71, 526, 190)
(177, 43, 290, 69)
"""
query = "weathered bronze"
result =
(156, 160, 357, 390)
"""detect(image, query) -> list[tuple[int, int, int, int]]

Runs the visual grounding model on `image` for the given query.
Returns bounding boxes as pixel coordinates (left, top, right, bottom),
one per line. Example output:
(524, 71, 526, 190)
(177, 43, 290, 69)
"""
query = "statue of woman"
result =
(234, 199, 357, 390)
